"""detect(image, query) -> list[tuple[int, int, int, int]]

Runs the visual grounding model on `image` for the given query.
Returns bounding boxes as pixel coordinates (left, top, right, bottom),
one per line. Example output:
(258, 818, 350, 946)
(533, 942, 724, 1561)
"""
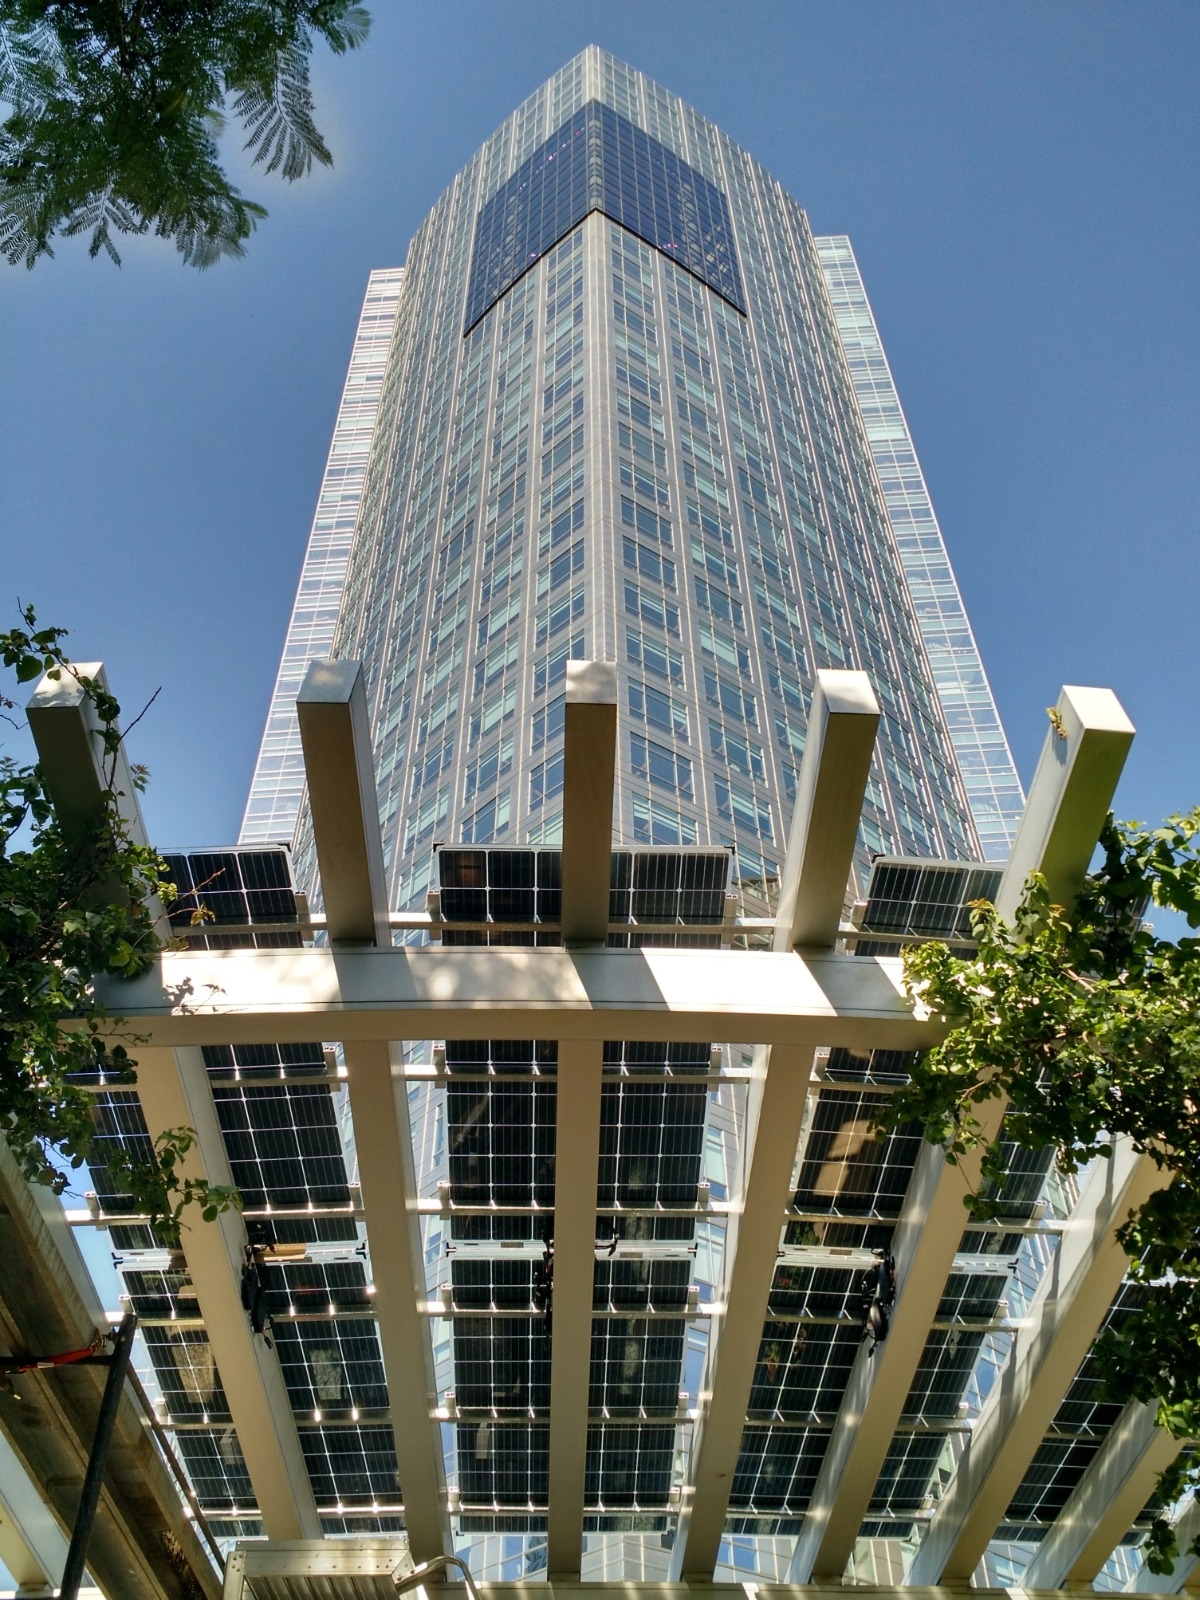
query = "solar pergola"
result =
(18, 658, 1196, 1600)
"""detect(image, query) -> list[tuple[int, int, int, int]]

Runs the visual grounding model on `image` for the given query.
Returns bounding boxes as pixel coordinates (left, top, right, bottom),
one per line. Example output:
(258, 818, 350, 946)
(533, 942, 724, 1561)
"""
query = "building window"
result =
(530, 752, 565, 810)
(714, 776, 774, 842)
(626, 627, 683, 685)
(622, 537, 675, 589)
(532, 695, 566, 750)
(704, 669, 756, 726)
(628, 679, 689, 741)
(624, 578, 679, 636)
(620, 495, 672, 547)
(709, 721, 765, 781)
(534, 631, 585, 697)
(462, 791, 511, 845)
(630, 732, 693, 800)
(632, 793, 698, 847)
(464, 735, 513, 801)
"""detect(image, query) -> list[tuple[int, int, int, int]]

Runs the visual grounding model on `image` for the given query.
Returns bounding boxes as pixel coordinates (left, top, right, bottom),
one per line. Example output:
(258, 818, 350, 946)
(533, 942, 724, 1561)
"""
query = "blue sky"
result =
(3, 1, 1198, 849)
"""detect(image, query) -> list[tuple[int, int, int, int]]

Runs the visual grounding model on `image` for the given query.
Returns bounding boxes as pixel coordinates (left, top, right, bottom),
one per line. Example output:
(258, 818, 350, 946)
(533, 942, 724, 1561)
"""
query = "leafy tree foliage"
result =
(0, 1, 370, 267)
(0, 609, 238, 1237)
(882, 816, 1200, 1574)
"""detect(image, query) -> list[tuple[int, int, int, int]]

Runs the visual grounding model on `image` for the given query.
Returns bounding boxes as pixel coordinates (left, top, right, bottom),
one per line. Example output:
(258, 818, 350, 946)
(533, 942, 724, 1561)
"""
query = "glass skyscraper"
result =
(245, 47, 1018, 888)
(237, 46, 1028, 1581)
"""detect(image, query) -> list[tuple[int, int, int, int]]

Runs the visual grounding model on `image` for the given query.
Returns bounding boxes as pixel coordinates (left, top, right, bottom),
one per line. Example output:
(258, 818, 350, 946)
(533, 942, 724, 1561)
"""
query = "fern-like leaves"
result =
(235, 40, 331, 181)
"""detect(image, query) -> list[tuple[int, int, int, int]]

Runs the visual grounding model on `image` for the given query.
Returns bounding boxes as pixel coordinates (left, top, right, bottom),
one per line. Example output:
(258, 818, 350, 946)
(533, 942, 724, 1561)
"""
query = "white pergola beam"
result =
(774, 669, 879, 950)
(791, 682, 1135, 1582)
(90, 944, 936, 1049)
(670, 1044, 816, 1577)
(1134, 1497, 1200, 1594)
(546, 1040, 605, 1575)
(296, 659, 392, 945)
(1023, 1400, 1183, 1588)
(559, 661, 617, 945)
(340, 1042, 453, 1563)
(909, 1136, 1167, 1584)
(994, 684, 1135, 923)
(27, 669, 320, 1541)
(296, 658, 451, 1561)
(0, 1429, 70, 1592)
(673, 678, 876, 1576)
(136, 1046, 322, 1539)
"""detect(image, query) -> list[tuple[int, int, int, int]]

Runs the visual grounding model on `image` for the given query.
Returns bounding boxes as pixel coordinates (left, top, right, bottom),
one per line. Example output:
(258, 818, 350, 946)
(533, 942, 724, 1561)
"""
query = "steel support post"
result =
(59, 1313, 137, 1600)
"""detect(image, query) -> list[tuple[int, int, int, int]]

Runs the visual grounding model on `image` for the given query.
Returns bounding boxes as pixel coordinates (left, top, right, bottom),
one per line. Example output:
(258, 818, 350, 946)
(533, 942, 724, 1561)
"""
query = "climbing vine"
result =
(0, 607, 239, 1240)
(878, 814, 1200, 1572)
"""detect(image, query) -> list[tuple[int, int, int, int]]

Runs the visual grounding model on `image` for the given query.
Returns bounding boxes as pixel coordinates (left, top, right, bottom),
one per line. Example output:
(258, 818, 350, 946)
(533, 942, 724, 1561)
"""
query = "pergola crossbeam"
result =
(90, 943, 939, 1048)
(546, 667, 617, 1575)
(1023, 1400, 1183, 1588)
(909, 1136, 1167, 1584)
(671, 673, 877, 1578)
(297, 658, 451, 1562)
(790, 683, 1135, 1582)
(28, 667, 320, 1542)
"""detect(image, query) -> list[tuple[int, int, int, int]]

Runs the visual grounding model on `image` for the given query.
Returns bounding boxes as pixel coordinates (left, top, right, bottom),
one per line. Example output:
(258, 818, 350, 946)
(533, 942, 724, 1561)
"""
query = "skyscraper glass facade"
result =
(814, 237, 1022, 859)
(307, 46, 981, 921)
(241, 268, 405, 847)
(233, 47, 1043, 1582)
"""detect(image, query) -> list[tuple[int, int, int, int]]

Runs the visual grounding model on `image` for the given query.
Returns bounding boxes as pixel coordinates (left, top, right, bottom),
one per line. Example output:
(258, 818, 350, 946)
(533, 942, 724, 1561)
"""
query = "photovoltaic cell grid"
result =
(438, 846, 730, 942)
(88, 847, 394, 1523)
(464, 100, 745, 334)
(1000, 1283, 1148, 1536)
(435, 853, 721, 1519)
(859, 858, 1003, 942)
(160, 847, 304, 950)
(727, 866, 1063, 1535)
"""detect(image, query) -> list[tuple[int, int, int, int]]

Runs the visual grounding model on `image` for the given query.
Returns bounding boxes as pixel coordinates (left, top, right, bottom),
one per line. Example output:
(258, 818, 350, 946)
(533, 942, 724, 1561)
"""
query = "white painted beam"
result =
(90, 944, 937, 1049)
(296, 659, 391, 945)
(908, 1137, 1167, 1584)
(790, 683, 1135, 1582)
(559, 662, 617, 945)
(1023, 1400, 1183, 1588)
(672, 676, 876, 1577)
(135, 1048, 322, 1540)
(27, 669, 320, 1542)
(994, 684, 1135, 924)
(339, 1042, 453, 1563)
(1134, 1498, 1200, 1594)
(295, 657, 451, 1561)
(774, 669, 879, 951)
(546, 1040, 605, 1576)
(0, 1429, 70, 1593)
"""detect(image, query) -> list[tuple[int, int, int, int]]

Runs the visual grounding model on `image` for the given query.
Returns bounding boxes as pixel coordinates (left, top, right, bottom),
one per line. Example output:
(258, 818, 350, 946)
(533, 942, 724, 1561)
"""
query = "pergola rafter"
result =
(28, 667, 321, 1543)
(790, 684, 1136, 1582)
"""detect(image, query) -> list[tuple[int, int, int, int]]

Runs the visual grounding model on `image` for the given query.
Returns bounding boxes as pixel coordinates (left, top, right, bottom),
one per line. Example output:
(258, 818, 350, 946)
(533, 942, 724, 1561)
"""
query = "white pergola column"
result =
(28, 668, 321, 1542)
(790, 684, 1136, 1582)
(546, 666, 617, 1576)
(909, 1135, 1167, 1584)
(297, 659, 451, 1563)
(1023, 1400, 1184, 1589)
(671, 671, 879, 1579)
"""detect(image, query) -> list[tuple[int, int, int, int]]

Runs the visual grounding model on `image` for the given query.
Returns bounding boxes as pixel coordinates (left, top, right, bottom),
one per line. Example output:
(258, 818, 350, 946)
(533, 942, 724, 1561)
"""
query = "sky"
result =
(3, 1, 1198, 853)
